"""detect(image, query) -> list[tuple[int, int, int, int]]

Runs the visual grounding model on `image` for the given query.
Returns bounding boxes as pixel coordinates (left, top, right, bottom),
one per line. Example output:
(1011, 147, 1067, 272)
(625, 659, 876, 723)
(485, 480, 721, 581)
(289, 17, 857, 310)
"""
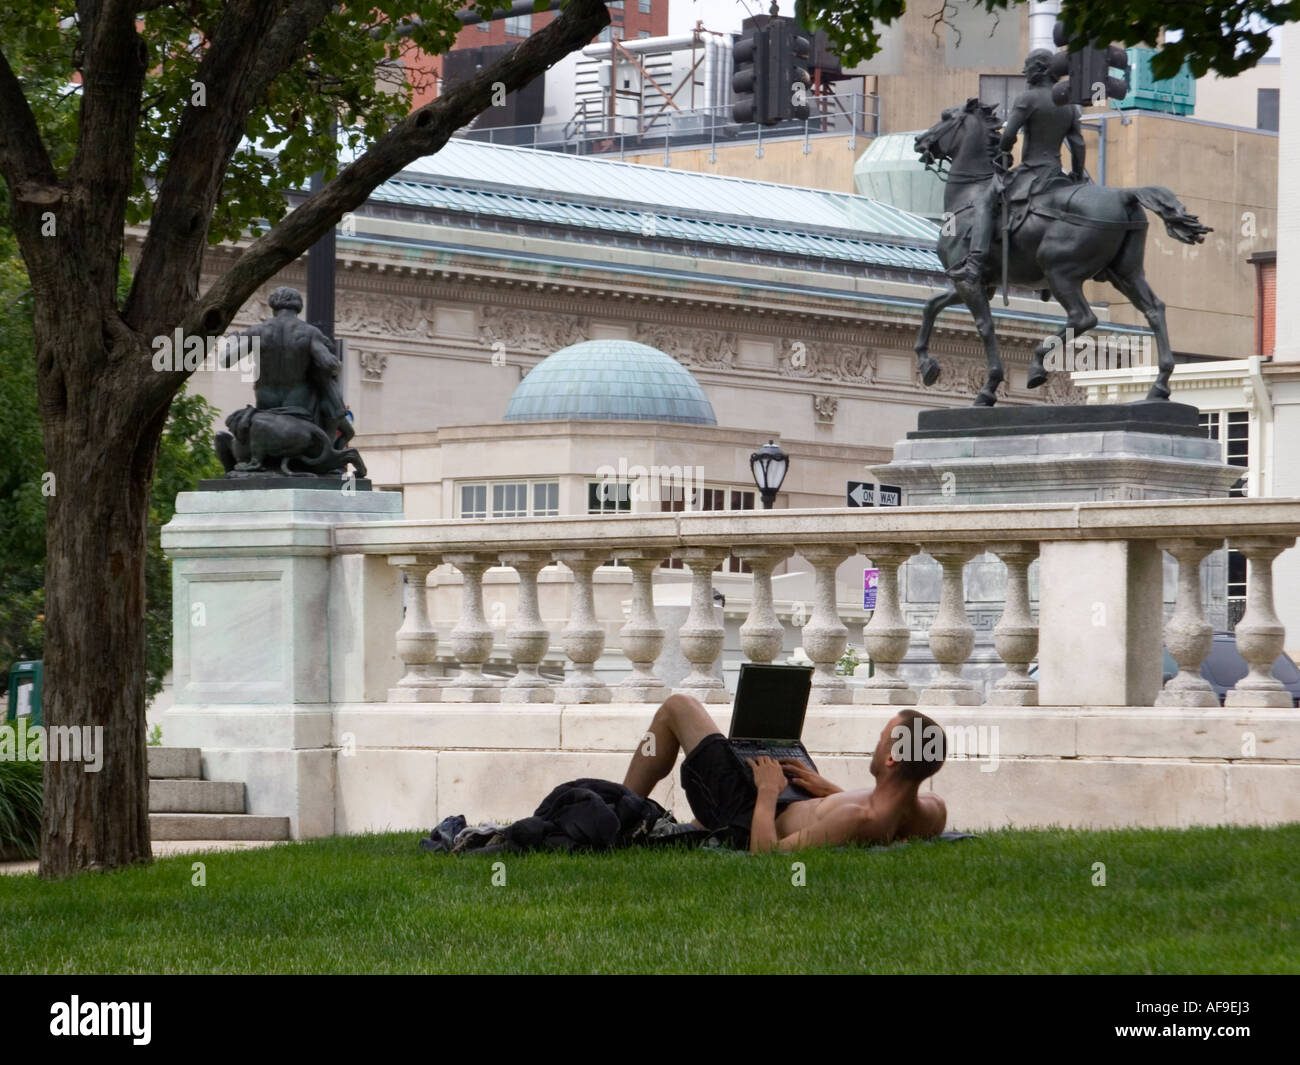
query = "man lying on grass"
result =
(623, 694, 947, 854)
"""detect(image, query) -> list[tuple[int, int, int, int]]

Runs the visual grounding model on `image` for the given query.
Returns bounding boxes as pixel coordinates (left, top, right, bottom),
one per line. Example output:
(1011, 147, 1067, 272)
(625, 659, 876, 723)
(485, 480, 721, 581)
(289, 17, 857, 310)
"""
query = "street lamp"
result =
(750, 439, 789, 510)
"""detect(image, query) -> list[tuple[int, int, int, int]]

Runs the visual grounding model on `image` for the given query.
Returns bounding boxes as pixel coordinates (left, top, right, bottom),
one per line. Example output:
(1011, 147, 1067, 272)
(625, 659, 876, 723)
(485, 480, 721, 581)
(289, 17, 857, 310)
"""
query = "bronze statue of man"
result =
(215, 285, 364, 477)
(947, 49, 1087, 287)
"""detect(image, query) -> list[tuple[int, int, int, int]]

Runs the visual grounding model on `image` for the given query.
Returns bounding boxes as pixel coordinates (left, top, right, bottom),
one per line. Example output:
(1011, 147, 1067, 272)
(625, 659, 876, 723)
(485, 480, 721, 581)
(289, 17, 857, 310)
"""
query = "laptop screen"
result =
(729, 664, 814, 741)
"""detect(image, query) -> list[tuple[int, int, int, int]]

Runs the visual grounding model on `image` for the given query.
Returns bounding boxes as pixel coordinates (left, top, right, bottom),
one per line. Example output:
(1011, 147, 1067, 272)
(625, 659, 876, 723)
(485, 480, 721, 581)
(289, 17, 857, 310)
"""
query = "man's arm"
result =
(772, 803, 884, 853)
(308, 330, 342, 375)
(747, 757, 785, 854)
(1066, 106, 1086, 179)
(998, 96, 1030, 154)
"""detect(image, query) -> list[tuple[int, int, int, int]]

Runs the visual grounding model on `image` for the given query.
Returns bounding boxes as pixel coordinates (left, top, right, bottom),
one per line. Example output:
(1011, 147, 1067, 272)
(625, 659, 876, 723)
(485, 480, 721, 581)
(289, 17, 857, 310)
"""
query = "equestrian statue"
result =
(913, 49, 1211, 407)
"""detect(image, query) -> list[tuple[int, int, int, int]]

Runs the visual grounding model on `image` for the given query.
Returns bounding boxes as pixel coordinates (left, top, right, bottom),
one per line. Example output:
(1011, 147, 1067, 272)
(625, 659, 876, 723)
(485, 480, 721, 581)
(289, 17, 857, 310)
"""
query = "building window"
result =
(637, 30, 651, 38)
(608, 0, 623, 6)
(638, 0, 651, 11)
(475, 20, 489, 32)
(1227, 551, 1247, 630)
(659, 485, 755, 572)
(461, 483, 488, 519)
(533, 482, 559, 517)
(597, 26, 612, 43)
(460, 480, 560, 519)
(492, 482, 529, 518)
(979, 74, 1022, 122)
(1200, 411, 1249, 628)
(1258, 88, 1279, 132)
(504, 14, 532, 38)
(588, 480, 631, 514)
(1199, 410, 1249, 496)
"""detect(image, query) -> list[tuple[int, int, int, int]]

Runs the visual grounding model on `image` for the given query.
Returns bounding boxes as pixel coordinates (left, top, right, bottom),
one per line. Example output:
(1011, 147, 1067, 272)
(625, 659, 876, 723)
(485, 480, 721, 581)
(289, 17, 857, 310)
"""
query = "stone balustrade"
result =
(330, 499, 1300, 709)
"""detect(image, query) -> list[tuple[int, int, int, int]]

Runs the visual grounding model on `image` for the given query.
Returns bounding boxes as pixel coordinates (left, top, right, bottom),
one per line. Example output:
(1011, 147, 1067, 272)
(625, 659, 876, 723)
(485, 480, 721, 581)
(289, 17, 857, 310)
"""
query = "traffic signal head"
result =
(731, 22, 772, 125)
(783, 25, 813, 121)
(1104, 44, 1130, 101)
(1047, 21, 1131, 107)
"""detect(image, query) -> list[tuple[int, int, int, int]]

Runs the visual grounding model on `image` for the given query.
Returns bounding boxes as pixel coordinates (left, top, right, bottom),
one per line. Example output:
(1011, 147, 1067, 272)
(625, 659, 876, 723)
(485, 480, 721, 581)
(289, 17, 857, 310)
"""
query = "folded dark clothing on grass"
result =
(420, 778, 687, 855)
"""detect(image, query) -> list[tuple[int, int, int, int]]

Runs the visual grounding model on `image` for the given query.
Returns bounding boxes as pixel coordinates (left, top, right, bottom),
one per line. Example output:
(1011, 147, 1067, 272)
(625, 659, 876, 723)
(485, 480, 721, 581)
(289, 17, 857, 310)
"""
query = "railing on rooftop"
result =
(454, 92, 880, 160)
(332, 499, 1300, 710)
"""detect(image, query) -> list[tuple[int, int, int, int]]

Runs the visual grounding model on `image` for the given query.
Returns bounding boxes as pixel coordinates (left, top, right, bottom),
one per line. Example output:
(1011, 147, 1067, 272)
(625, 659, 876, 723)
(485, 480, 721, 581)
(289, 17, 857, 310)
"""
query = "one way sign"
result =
(847, 481, 902, 507)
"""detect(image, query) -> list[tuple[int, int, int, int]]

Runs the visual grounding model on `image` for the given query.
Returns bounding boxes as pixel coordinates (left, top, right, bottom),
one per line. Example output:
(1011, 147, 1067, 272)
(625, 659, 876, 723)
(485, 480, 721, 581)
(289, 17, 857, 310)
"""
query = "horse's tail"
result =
(1129, 186, 1212, 245)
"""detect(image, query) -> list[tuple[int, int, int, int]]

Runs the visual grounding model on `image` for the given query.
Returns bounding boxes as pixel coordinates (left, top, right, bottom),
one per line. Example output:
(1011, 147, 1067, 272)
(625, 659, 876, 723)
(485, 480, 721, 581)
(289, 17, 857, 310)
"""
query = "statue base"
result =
(872, 401, 1240, 707)
(909, 399, 1203, 439)
(200, 474, 372, 492)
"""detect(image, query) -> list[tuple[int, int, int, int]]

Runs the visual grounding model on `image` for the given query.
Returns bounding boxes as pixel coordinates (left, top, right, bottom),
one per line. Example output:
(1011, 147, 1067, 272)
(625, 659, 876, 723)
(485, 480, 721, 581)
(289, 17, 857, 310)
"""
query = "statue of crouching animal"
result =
(216, 406, 367, 478)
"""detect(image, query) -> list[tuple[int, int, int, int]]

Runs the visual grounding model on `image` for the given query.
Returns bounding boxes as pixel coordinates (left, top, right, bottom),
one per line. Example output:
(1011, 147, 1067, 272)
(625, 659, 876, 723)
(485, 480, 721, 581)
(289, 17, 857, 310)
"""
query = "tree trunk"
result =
(38, 349, 169, 878)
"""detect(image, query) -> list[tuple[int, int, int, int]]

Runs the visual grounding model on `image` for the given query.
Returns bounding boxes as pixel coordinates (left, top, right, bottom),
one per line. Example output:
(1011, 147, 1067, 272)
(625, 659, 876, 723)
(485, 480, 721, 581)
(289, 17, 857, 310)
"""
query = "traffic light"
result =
(732, 19, 773, 125)
(770, 18, 812, 122)
(1048, 20, 1130, 107)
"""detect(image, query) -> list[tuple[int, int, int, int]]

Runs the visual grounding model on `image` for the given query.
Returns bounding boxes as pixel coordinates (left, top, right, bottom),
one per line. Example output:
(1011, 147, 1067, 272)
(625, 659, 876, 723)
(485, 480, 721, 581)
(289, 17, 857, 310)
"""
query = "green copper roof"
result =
(503, 340, 717, 425)
(366, 139, 942, 272)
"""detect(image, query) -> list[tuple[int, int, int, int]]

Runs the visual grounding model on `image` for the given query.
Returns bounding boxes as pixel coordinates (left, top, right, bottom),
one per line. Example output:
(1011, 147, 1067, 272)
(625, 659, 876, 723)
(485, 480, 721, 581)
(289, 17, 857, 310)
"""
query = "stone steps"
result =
(147, 747, 289, 842)
(149, 813, 291, 841)
(147, 746, 201, 780)
(149, 779, 245, 814)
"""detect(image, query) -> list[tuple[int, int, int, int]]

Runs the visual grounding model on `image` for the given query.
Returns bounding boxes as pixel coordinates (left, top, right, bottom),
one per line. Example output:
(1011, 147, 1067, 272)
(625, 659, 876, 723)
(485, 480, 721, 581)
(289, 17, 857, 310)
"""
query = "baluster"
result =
(991, 543, 1039, 706)
(554, 550, 610, 703)
(675, 547, 731, 702)
(1155, 538, 1221, 707)
(800, 547, 852, 704)
(387, 554, 447, 702)
(443, 553, 500, 702)
(500, 551, 555, 704)
(1225, 536, 1297, 707)
(920, 543, 982, 706)
(855, 548, 918, 705)
(615, 552, 671, 703)
(734, 546, 794, 663)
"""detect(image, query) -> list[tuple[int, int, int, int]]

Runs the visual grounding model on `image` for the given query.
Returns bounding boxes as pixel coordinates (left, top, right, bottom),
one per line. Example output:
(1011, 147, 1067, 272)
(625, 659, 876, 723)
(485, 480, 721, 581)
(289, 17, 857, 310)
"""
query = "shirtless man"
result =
(623, 694, 947, 853)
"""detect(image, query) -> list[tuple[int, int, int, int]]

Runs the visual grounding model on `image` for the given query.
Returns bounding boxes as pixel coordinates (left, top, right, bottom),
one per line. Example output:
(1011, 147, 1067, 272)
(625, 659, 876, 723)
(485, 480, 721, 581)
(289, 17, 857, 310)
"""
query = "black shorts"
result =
(680, 733, 758, 847)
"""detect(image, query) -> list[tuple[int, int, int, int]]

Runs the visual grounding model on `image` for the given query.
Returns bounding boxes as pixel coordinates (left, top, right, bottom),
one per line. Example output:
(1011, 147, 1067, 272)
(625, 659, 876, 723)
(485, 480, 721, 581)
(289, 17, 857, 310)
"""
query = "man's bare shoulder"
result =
(898, 793, 947, 839)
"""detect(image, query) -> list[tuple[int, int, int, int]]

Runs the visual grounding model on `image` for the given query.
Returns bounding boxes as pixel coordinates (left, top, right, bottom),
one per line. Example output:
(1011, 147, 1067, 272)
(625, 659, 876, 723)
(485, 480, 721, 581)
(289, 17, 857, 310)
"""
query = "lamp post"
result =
(750, 439, 789, 509)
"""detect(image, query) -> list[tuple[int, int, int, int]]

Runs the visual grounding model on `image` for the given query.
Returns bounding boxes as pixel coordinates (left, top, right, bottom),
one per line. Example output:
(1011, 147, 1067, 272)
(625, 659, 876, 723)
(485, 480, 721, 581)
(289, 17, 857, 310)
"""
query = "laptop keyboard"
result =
(732, 742, 811, 763)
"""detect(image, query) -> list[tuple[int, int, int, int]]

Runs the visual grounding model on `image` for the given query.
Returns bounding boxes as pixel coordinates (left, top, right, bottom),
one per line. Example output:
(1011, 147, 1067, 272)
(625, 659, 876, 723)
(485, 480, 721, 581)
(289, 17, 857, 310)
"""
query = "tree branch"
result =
(67, 1, 149, 305)
(124, 0, 314, 333)
(0, 46, 61, 265)
(179, 0, 611, 352)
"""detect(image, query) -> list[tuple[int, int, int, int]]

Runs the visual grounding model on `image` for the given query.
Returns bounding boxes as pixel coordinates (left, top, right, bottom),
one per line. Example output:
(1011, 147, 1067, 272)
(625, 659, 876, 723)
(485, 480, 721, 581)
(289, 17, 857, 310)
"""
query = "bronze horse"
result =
(913, 99, 1210, 406)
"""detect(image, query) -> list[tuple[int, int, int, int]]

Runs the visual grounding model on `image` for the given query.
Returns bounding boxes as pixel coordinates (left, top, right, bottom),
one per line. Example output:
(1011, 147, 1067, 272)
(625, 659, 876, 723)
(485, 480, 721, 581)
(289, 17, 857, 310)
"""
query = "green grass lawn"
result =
(2, 825, 1297, 974)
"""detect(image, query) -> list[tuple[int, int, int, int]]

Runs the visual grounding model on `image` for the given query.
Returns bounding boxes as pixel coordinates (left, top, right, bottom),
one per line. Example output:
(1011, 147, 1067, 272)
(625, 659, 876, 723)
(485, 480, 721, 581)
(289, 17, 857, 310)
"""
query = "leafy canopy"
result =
(794, 0, 1296, 78)
(1, 1, 541, 245)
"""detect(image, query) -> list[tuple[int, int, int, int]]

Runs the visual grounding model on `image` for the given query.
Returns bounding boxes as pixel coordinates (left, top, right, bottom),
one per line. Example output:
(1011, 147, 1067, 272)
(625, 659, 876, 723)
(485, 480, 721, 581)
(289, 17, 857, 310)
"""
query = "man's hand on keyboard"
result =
(747, 756, 787, 796)
(778, 760, 842, 798)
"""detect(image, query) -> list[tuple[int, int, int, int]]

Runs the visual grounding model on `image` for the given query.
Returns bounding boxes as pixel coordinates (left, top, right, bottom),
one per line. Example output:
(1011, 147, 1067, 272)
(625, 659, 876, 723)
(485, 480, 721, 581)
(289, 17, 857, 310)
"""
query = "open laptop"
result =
(728, 663, 818, 804)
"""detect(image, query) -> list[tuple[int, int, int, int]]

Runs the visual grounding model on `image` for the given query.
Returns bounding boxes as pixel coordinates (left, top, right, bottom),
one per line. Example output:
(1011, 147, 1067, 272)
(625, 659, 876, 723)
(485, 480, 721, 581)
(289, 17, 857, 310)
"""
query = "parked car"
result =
(1175, 633, 1300, 706)
(1030, 635, 1300, 706)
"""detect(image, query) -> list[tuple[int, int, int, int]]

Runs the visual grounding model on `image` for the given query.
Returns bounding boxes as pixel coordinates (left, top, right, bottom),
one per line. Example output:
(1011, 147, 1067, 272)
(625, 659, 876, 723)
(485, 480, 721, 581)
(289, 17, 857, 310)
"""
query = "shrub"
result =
(0, 757, 42, 860)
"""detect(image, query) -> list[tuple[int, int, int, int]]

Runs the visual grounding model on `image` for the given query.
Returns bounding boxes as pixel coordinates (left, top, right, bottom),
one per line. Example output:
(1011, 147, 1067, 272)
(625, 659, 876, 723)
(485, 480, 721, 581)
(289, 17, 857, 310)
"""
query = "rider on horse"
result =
(947, 49, 1088, 288)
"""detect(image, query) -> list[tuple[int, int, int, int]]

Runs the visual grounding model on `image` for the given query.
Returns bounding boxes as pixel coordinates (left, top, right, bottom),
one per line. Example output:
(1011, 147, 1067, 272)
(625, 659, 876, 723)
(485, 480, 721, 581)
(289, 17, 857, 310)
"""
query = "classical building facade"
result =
(160, 139, 1157, 689)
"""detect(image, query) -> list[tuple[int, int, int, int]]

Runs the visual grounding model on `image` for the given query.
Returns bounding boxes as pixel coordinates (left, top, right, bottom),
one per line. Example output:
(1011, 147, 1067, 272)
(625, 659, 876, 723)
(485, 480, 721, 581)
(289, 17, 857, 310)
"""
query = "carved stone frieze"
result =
(478, 306, 589, 354)
(778, 338, 876, 383)
(634, 322, 737, 369)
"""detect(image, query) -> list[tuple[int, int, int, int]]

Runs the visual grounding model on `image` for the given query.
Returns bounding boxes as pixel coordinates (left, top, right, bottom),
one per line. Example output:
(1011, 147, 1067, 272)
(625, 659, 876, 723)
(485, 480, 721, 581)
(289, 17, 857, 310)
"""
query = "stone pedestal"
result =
(871, 402, 1240, 704)
(161, 488, 403, 837)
